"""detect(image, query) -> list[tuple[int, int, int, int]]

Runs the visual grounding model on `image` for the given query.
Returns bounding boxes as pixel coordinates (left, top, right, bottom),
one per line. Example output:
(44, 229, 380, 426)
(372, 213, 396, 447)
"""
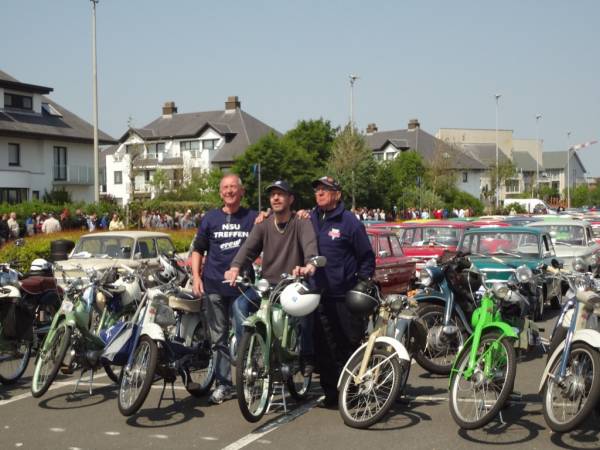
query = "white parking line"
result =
(221, 399, 318, 450)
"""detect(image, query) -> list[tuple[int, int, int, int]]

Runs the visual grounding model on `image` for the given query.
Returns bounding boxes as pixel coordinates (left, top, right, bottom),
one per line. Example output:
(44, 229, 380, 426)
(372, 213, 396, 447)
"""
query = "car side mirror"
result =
(378, 250, 390, 258)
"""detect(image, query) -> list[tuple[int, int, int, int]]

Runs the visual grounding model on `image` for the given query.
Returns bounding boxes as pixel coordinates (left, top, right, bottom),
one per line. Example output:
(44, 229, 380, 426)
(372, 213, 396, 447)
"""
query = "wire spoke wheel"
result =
(118, 336, 158, 416)
(236, 330, 271, 422)
(449, 331, 516, 429)
(0, 338, 31, 384)
(543, 343, 600, 433)
(31, 324, 71, 398)
(339, 347, 403, 429)
(415, 304, 465, 375)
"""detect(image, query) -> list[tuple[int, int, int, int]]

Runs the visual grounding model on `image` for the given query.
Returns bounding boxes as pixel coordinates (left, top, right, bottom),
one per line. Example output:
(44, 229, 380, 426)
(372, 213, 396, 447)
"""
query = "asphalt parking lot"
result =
(1, 310, 599, 450)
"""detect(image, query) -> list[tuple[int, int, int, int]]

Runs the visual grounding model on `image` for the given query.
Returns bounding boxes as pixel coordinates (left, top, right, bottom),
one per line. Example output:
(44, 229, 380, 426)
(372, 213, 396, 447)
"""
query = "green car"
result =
(457, 227, 562, 319)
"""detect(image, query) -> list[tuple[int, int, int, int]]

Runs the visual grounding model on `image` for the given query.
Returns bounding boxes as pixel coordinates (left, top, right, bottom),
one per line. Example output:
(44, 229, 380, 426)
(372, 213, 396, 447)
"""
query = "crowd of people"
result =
(351, 206, 474, 221)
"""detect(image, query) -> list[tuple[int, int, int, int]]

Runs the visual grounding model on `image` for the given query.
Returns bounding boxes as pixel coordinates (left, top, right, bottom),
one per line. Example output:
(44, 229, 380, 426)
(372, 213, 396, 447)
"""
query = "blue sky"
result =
(3, 1, 600, 174)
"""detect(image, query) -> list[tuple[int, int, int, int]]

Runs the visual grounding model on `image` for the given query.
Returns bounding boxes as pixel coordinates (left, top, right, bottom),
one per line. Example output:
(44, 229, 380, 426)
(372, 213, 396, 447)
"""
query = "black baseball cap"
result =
(312, 176, 341, 191)
(265, 180, 293, 194)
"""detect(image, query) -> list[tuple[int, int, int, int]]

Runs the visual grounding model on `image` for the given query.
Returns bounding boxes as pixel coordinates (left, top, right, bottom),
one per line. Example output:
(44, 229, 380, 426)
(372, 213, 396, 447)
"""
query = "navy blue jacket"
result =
(310, 201, 375, 296)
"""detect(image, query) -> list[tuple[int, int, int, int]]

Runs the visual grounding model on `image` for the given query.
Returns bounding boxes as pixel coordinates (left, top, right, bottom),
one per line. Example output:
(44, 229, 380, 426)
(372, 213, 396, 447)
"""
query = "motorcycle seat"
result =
(168, 295, 201, 313)
(20, 276, 57, 295)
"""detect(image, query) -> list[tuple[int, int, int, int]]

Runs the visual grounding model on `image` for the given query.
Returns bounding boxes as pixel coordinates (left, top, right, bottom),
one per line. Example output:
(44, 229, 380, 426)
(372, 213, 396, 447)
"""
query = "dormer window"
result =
(202, 139, 218, 150)
(4, 93, 33, 111)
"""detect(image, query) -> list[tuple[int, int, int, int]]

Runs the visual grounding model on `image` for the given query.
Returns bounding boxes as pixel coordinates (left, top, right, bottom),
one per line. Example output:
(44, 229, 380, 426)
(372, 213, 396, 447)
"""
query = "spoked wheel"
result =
(31, 324, 71, 398)
(449, 331, 517, 429)
(118, 336, 158, 416)
(0, 339, 32, 385)
(185, 320, 215, 397)
(338, 347, 404, 429)
(236, 330, 272, 423)
(542, 342, 600, 433)
(415, 304, 466, 375)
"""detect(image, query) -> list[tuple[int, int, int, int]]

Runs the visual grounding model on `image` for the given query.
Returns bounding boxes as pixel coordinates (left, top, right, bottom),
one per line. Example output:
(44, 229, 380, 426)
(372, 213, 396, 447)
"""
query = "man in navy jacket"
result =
(309, 176, 375, 407)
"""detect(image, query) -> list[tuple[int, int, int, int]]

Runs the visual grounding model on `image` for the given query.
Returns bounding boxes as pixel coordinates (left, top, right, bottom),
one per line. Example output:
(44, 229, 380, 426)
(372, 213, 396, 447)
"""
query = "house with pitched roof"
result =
(105, 97, 278, 205)
(0, 70, 116, 203)
(364, 120, 487, 199)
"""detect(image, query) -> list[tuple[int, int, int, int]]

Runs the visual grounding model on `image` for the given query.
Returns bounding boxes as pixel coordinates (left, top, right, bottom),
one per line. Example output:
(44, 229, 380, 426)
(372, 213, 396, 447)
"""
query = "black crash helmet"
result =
(345, 279, 379, 315)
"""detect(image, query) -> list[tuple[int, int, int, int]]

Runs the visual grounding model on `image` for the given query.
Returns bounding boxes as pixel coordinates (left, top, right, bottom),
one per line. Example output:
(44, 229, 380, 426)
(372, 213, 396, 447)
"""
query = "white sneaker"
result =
(209, 385, 234, 404)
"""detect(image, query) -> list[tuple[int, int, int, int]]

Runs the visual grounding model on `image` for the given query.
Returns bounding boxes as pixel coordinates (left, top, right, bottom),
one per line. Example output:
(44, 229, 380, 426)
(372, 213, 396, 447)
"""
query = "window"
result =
(146, 142, 165, 158)
(144, 170, 151, 182)
(53, 146, 67, 181)
(181, 140, 200, 151)
(156, 238, 175, 256)
(505, 179, 519, 193)
(462, 171, 468, 183)
(202, 139, 219, 150)
(0, 188, 28, 204)
(8, 143, 20, 166)
(378, 236, 392, 256)
(390, 236, 404, 256)
(373, 152, 383, 161)
(32, 190, 39, 200)
(135, 238, 157, 258)
(4, 93, 33, 110)
(114, 171, 123, 184)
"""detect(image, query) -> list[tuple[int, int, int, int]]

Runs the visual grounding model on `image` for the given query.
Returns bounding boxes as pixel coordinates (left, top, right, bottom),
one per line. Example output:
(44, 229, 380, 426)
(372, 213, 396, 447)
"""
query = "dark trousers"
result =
(314, 296, 366, 398)
(205, 293, 236, 388)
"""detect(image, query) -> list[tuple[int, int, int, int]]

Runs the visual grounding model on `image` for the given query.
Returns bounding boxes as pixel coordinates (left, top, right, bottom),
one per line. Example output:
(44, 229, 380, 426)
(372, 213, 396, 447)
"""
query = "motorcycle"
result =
(539, 261, 600, 432)
(0, 257, 61, 385)
(337, 280, 426, 428)
(234, 256, 326, 423)
(30, 265, 138, 397)
(117, 281, 213, 416)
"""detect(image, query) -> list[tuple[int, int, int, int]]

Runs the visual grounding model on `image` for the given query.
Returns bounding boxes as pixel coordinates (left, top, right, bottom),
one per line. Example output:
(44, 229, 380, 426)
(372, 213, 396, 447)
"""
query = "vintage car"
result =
(458, 226, 563, 316)
(366, 227, 416, 294)
(56, 231, 177, 278)
(526, 219, 600, 273)
(589, 220, 600, 244)
(372, 220, 472, 277)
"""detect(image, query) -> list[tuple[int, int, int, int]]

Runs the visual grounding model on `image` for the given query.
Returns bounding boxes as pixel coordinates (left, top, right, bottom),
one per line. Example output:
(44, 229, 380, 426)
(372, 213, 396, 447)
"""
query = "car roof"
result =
(80, 231, 171, 239)
(464, 226, 544, 235)
(526, 220, 590, 227)
(366, 227, 397, 236)
(373, 220, 471, 228)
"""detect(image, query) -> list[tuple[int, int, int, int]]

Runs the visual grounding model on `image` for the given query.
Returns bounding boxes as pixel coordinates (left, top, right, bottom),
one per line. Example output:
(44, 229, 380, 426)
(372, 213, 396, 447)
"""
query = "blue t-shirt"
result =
(194, 207, 258, 297)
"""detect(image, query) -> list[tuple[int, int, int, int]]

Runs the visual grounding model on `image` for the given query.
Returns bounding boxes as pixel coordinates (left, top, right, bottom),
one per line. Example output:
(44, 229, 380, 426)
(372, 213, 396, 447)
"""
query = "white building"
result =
(105, 97, 278, 205)
(0, 70, 116, 203)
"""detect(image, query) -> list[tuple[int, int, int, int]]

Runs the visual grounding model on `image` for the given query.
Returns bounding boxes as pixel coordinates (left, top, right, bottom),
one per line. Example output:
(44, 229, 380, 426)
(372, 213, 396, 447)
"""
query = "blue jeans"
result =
(204, 293, 235, 388)
(232, 288, 314, 356)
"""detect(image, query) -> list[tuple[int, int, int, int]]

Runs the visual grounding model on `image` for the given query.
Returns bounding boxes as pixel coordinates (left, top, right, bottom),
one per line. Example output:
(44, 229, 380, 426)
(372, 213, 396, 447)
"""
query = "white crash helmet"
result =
(30, 258, 51, 273)
(280, 282, 320, 317)
(111, 276, 141, 306)
(156, 254, 177, 282)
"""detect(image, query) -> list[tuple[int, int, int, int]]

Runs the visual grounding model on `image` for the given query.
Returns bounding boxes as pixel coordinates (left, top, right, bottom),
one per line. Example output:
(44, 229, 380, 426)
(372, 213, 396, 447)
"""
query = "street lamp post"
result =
(495, 94, 502, 209)
(91, 0, 100, 203)
(535, 114, 542, 196)
(349, 74, 359, 133)
(567, 131, 572, 208)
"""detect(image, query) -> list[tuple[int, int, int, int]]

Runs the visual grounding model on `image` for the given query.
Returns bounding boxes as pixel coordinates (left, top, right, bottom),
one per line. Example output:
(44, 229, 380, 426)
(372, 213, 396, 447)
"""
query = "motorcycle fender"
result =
(0, 285, 20, 298)
(538, 329, 600, 392)
(242, 314, 270, 335)
(181, 314, 201, 346)
(141, 323, 165, 342)
(337, 336, 410, 389)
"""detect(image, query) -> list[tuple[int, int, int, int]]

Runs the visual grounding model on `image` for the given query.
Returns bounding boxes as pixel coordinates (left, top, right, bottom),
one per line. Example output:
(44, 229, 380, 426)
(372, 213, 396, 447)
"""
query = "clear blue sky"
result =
(3, 0, 600, 174)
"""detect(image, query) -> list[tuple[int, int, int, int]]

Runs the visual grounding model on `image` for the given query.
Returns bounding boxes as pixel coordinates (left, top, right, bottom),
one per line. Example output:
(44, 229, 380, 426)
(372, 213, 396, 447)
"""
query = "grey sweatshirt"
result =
(231, 213, 318, 284)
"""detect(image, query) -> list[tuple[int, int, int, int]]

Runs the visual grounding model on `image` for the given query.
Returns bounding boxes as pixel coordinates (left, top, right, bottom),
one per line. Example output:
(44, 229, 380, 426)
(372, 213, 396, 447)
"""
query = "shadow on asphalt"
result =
(37, 383, 118, 410)
(0, 375, 32, 400)
(406, 383, 447, 398)
(549, 411, 600, 449)
(125, 394, 205, 428)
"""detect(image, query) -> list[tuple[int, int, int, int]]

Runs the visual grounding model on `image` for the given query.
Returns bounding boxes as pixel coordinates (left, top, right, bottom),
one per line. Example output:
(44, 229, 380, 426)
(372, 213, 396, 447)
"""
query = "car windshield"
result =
(411, 227, 461, 247)
(535, 225, 585, 246)
(459, 232, 540, 258)
(71, 236, 135, 259)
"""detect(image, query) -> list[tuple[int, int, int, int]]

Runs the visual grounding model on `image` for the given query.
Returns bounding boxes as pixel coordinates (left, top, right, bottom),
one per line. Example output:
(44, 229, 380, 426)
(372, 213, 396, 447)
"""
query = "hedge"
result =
(0, 229, 197, 270)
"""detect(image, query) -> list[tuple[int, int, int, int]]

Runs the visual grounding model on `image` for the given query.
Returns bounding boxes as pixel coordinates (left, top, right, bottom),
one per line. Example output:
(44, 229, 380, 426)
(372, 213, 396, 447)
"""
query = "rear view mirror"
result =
(310, 256, 327, 267)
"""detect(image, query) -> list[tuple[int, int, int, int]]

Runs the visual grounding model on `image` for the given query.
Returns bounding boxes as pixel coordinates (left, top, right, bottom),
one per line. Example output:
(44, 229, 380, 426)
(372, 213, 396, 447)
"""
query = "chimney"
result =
(162, 101, 177, 116)
(408, 118, 420, 130)
(366, 123, 378, 134)
(225, 95, 241, 111)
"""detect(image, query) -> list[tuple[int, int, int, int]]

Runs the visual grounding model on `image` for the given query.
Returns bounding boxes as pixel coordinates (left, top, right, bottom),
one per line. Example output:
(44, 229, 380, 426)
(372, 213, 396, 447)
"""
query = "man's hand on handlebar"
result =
(224, 267, 240, 286)
(292, 263, 316, 278)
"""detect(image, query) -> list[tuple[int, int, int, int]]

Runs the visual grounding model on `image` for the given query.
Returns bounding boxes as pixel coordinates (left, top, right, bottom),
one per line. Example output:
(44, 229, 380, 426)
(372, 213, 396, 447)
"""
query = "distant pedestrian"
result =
(41, 213, 61, 234)
(7, 212, 19, 239)
(109, 213, 125, 231)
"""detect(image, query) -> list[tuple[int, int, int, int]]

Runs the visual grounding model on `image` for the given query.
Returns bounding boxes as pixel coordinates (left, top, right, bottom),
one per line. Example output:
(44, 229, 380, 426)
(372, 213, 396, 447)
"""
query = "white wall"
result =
(456, 169, 483, 199)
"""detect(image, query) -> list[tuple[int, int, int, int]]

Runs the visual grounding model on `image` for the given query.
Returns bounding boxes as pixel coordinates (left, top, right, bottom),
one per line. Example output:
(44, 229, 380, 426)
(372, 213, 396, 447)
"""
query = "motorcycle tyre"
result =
(118, 336, 158, 416)
(31, 325, 71, 398)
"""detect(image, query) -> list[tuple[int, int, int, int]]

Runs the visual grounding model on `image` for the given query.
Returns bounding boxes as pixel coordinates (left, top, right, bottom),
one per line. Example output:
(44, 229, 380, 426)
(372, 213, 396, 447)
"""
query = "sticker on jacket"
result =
(328, 228, 341, 240)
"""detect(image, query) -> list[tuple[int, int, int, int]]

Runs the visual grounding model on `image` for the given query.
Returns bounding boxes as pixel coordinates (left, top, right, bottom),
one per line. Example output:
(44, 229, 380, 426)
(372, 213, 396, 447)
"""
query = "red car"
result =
(372, 220, 472, 276)
(366, 227, 417, 294)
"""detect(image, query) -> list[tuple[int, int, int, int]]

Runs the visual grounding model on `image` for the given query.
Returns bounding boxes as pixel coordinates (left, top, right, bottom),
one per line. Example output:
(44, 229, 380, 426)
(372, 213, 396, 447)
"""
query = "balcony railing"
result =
(53, 165, 94, 185)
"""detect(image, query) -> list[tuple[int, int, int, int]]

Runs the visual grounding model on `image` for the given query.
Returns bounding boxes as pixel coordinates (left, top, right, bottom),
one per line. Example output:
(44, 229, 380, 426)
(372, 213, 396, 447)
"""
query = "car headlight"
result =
(419, 268, 433, 287)
(515, 265, 533, 283)
(492, 282, 510, 300)
(573, 257, 586, 273)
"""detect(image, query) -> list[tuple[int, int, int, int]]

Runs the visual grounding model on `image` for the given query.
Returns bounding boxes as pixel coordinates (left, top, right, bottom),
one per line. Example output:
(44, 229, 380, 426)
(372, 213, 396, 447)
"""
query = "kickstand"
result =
(497, 410, 506, 425)
(72, 369, 95, 395)
(157, 379, 176, 408)
(266, 382, 287, 415)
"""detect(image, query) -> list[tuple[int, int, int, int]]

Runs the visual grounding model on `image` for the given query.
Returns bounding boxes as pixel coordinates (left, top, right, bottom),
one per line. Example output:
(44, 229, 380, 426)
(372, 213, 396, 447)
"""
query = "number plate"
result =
(61, 300, 74, 313)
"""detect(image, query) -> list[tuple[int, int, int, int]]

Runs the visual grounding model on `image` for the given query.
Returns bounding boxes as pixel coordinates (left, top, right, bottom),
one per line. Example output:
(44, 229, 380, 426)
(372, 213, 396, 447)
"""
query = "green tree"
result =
(149, 168, 168, 197)
(327, 125, 377, 209)
(283, 118, 337, 163)
(488, 159, 517, 205)
(571, 184, 591, 207)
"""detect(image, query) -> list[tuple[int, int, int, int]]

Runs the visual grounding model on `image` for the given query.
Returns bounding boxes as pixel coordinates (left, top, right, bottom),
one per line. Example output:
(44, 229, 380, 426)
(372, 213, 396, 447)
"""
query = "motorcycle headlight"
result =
(425, 258, 437, 268)
(419, 268, 433, 287)
(492, 282, 510, 300)
(515, 265, 533, 283)
(256, 278, 270, 293)
(573, 257, 586, 273)
(386, 294, 405, 312)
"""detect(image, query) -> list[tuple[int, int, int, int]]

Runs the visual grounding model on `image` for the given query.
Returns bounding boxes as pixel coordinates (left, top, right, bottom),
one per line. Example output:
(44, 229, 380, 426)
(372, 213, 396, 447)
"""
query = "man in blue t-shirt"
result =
(191, 174, 258, 404)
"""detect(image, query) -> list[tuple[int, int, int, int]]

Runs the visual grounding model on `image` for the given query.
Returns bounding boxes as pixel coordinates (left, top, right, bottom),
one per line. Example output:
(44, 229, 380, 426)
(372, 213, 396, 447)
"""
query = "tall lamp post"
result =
(349, 74, 359, 133)
(91, 0, 100, 203)
(495, 93, 502, 208)
(567, 131, 572, 208)
(535, 114, 542, 196)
